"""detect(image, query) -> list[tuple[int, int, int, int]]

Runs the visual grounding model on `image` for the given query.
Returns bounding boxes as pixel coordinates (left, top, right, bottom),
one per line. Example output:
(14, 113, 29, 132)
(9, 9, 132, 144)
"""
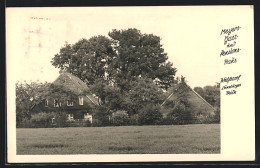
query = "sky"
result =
(6, 6, 232, 88)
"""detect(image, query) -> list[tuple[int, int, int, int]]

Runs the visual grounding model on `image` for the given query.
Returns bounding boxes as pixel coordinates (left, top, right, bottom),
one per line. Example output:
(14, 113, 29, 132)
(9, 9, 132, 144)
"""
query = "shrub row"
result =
(17, 106, 220, 128)
(93, 105, 220, 127)
(17, 111, 68, 128)
(17, 112, 55, 128)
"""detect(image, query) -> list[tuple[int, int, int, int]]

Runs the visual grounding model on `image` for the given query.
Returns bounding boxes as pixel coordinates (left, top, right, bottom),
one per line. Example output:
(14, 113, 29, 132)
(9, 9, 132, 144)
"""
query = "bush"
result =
(16, 110, 30, 127)
(92, 119, 103, 127)
(92, 106, 110, 126)
(54, 111, 67, 127)
(195, 114, 212, 124)
(128, 114, 139, 125)
(29, 112, 55, 128)
(17, 111, 68, 128)
(164, 103, 195, 125)
(138, 104, 162, 125)
(110, 110, 129, 126)
(17, 118, 32, 128)
(64, 120, 92, 127)
(213, 108, 220, 123)
(158, 117, 173, 125)
(194, 108, 220, 124)
(85, 120, 92, 127)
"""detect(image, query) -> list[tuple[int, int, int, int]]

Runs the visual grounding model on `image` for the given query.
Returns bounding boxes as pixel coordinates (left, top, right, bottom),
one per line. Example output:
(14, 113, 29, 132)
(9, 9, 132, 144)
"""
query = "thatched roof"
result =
(161, 82, 215, 110)
(185, 84, 215, 109)
(53, 72, 99, 105)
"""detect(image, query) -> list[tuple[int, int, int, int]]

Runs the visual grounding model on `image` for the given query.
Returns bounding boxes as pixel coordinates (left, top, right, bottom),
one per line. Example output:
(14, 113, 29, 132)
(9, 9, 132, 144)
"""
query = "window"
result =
(44, 99, 48, 107)
(51, 117, 55, 123)
(84, 113, 92, 123)
(54, 99, 61, 107)
(79, 96, 83, 105)
(66, 114, 74, 121)
(67, 99, 73, 106)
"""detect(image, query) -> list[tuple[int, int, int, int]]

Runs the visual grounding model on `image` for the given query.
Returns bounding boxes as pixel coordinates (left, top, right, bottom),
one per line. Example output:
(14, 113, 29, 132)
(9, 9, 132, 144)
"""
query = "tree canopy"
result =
(51, 28, 176, 90)
(52, 36, 115, 84)
(16, 82, 49, 124)
(194, 84, 220, 108)
(107, 28, 176, 90)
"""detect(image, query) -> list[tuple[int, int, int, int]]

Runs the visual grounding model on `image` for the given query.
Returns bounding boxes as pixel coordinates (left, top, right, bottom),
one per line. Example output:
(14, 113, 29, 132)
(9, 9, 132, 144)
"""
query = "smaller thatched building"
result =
(161, 80, 216, 124)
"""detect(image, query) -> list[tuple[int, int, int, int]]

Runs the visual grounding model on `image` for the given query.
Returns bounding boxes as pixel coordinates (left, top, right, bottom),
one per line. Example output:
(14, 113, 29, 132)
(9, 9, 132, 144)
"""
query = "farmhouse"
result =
(31, 71, 99, 123)
(30, 71, 217, 126)
(161, 79, 216, 123)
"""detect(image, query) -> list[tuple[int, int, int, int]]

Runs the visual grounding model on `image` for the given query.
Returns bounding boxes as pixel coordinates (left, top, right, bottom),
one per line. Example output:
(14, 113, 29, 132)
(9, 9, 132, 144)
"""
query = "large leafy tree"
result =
(203, 84, 220, 123)
(194, 84, 220, 108)
(51, 28, 176, 90)
(16, 82, 49, 125)
(125, 77, 164, 115)
(89, 78, 123, 112)
(194, 87, 205, 98)
(108, 28, 176, 90)
(51, 36, 115, 84)
(203, 84, 220, 108)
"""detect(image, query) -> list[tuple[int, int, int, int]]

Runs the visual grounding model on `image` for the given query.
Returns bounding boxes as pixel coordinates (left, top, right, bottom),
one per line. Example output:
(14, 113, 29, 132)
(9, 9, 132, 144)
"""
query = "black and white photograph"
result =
(6, 6, 254, 162)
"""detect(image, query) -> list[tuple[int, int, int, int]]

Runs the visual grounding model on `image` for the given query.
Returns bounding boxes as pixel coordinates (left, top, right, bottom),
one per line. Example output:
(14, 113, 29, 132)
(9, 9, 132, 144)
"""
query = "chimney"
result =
(181, 76, 185, 83)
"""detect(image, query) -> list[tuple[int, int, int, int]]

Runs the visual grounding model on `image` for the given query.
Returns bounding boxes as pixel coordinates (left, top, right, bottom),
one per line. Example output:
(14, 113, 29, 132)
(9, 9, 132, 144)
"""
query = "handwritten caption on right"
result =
(220, 26, 242, 95)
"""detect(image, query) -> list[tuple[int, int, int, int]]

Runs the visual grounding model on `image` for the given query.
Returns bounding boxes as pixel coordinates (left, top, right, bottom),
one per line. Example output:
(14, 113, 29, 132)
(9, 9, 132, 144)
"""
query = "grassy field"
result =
(16, 124, 220, 154)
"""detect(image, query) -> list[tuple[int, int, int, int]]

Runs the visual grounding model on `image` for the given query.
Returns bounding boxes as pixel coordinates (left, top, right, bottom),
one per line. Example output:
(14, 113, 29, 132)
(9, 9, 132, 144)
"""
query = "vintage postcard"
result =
(6, 6, 254, 162)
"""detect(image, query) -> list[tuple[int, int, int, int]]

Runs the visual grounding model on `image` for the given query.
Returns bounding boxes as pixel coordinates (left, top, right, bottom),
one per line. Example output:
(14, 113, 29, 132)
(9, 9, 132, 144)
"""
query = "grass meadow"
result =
(16, 124, 220, 154)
